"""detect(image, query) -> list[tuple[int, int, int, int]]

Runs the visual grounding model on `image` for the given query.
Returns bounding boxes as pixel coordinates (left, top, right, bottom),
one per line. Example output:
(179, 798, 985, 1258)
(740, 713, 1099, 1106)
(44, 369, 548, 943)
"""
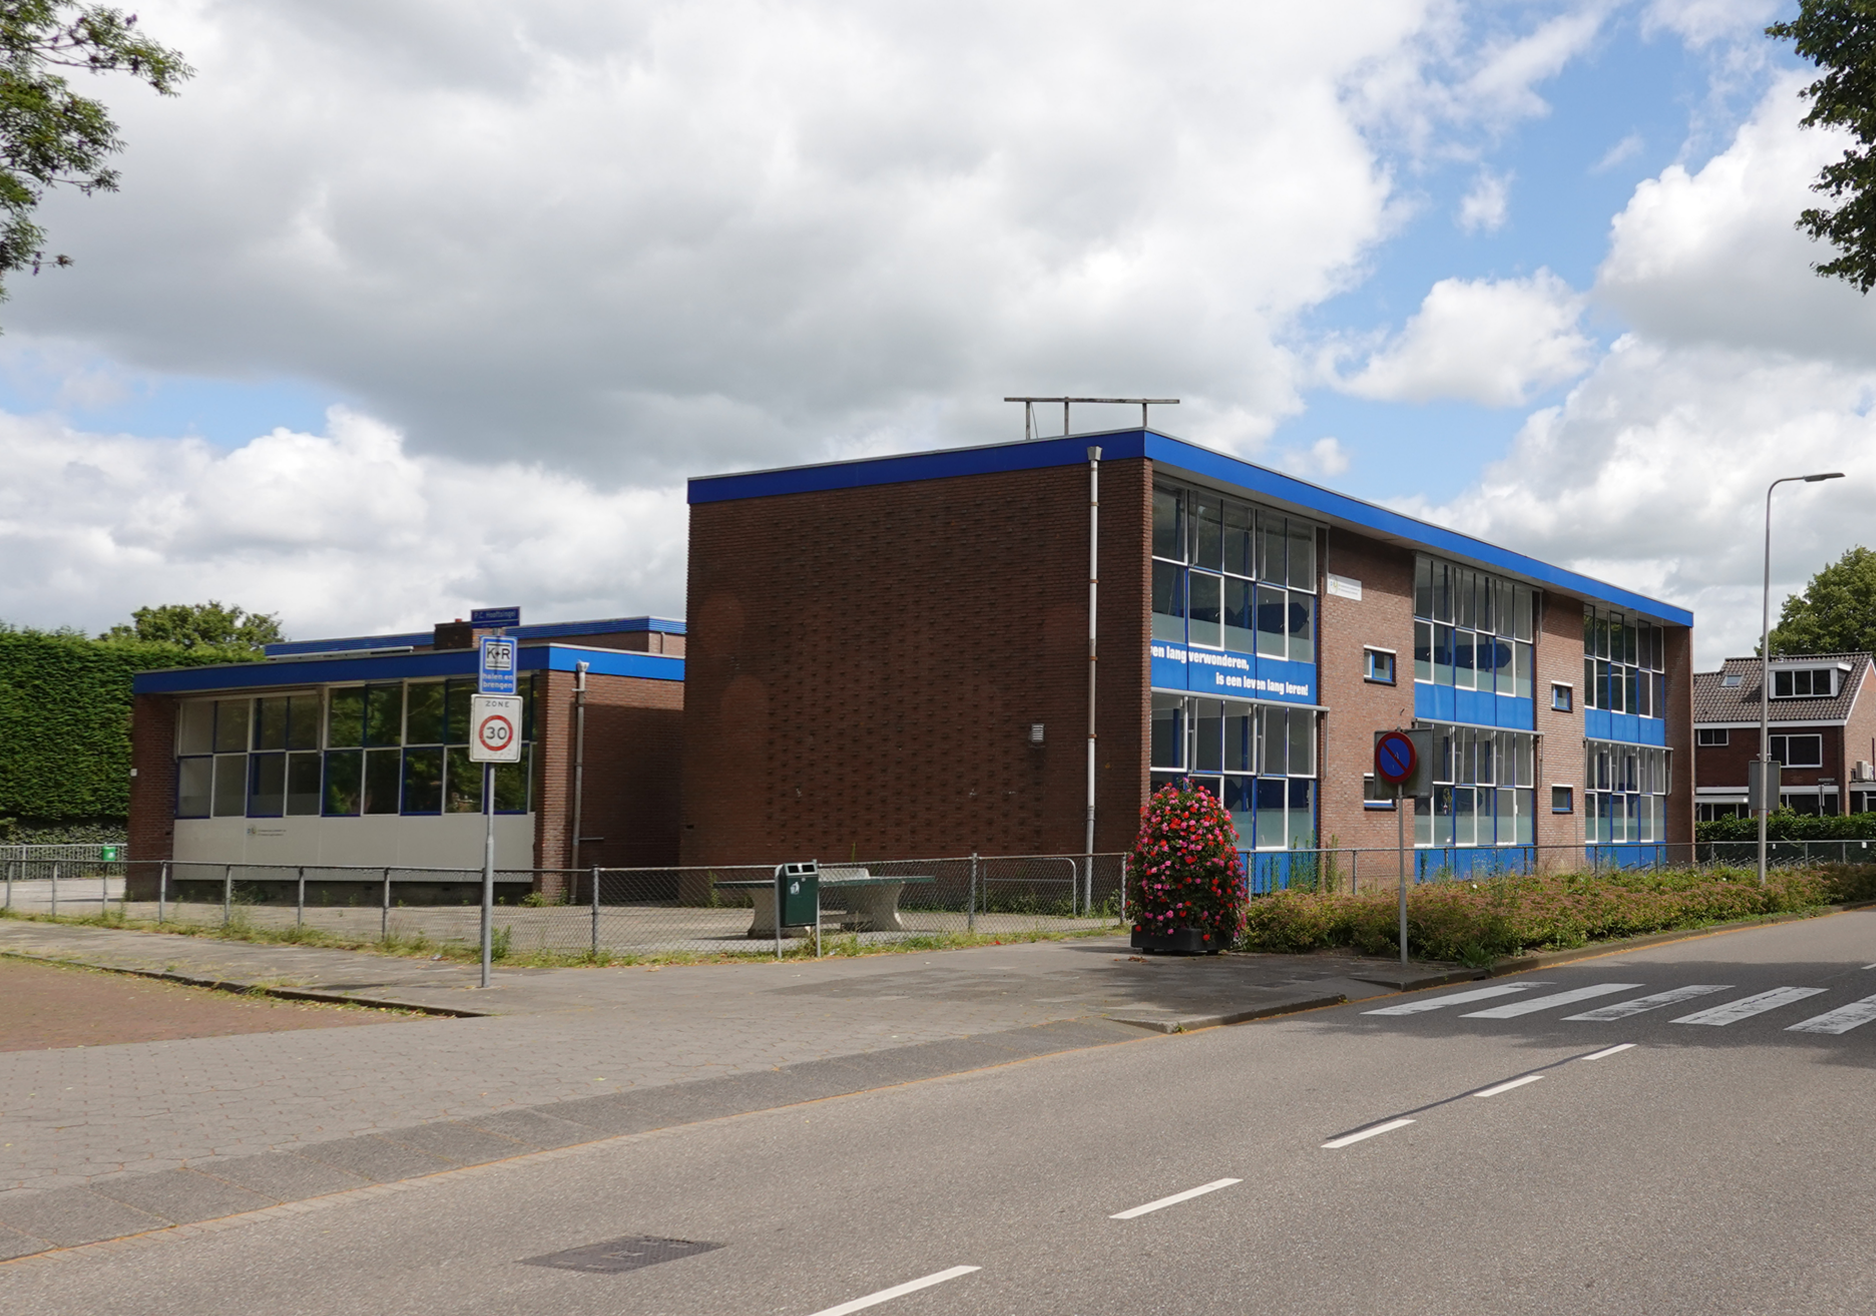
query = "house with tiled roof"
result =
(1693, 653, 1876, 819)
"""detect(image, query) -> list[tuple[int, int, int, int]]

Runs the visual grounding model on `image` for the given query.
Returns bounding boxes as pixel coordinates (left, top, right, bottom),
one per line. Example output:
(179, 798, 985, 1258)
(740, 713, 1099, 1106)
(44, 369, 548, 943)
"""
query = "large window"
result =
(1585, 740, 1671, 843)
(1149, 693, 1317, 850)
(1772, 667, 1841, 699)
(1152, 484, 1317, 661)
(1411, 557, 1535, 698)
(1583, 605, 1666, 717)
(175, 679, 536, 821)
(1770, 734, 1823, 768)
(1412, 723, 1537, 847)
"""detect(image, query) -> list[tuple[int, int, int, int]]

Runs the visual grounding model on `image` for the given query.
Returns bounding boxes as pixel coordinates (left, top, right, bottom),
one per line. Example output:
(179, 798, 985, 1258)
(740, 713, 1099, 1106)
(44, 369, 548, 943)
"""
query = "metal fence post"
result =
(1350, 848, 1358, 896)
(222, 864, 232, 925)
(50, 862, 58, 916)
(1119, 853, 1128, 922)
(968, 852, 978, 933)
(296, 866, 305, 929)
(4, 858, 11, 911)
(381, 868, 391, 941)
(157, 861, 168, 924)
(590, 865, 600, 959)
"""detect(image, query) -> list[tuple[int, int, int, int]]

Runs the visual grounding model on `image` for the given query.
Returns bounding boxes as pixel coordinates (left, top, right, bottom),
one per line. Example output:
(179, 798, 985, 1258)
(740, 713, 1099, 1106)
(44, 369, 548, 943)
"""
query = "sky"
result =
(0, 0, 1868, 667)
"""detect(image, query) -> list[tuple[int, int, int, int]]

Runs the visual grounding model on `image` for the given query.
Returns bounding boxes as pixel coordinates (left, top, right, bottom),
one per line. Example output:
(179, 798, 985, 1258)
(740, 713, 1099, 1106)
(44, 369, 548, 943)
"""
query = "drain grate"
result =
(520, 1235, 724, 1274)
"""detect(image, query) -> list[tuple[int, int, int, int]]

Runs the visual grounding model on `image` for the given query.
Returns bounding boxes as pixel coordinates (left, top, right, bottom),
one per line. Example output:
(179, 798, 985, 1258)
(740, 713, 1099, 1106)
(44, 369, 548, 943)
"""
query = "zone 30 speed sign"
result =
(469, 694, 524, 763)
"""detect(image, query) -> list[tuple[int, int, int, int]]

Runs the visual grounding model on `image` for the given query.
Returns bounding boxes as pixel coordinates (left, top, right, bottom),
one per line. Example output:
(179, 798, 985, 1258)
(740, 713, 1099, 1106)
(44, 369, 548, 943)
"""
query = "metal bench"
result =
(716, 867, 936, 937)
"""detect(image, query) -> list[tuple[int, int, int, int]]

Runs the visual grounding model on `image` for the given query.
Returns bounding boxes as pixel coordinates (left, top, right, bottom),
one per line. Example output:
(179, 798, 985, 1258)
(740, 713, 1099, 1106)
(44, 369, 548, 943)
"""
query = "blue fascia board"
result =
(263, 615, 687, 658)
(687, 429, 1692, 627)
(134, 645, 682, 694)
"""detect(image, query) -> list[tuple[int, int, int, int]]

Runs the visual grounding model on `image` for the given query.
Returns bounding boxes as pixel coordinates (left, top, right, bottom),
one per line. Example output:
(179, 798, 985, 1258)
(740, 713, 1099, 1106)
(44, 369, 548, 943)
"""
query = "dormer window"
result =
(1721, 672, 1742, 688)
(1772, 668, 1839, 699)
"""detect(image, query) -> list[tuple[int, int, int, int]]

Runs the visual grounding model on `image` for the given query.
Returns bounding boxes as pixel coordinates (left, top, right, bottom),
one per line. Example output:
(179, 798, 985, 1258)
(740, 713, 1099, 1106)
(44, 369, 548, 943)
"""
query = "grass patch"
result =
(0, 903, 1125, 967)
(1239, 864, 1876, 963)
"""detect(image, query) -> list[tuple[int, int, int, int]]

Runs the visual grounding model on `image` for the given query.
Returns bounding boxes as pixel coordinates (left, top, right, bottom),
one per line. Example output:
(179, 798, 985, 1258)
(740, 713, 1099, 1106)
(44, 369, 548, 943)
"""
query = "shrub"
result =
(1128, 779, 1246, 945)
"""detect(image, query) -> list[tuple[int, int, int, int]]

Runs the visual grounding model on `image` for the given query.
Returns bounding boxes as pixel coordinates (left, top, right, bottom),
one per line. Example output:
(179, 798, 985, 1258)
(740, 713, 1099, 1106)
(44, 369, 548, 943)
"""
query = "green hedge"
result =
(1695, 811, 1876, 843)
(0, 631, 255, 825)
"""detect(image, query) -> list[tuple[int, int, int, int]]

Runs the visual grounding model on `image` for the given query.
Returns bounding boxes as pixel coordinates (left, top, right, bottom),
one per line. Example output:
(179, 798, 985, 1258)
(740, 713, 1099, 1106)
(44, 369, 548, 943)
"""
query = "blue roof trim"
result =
(264, 615, 686, 657)
(134, 645, 683, 694)
(687, 429, 1692, 626)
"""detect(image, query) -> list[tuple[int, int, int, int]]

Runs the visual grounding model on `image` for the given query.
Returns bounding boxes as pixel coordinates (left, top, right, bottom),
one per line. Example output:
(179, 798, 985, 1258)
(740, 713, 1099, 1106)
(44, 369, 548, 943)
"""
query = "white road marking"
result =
(1577, 1043, 1637, 1060)
(1471, 1074, 1544, 1098)
(1672, 987, 1827, 1026)
(807, 1266, 982, 1316)
(1462, 983, 1643, 1018)
(1863, 964, 1876, 970)
(1565, 985, 1730, 1021)
(1363, 984, 1537, 1016)
(1321, 1118, 1414, 1149)
(1786, 993, 1876, 1035)
(1110, 1178, 1242, 1219)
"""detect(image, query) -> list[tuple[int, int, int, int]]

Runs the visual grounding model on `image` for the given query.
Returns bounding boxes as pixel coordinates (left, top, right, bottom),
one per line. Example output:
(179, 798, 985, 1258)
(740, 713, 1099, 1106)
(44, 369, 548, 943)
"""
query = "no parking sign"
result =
(470, 694, 523, 763)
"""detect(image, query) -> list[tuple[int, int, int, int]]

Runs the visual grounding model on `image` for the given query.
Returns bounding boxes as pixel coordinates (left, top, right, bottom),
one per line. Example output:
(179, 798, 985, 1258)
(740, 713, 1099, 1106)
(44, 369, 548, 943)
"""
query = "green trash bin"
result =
(100, 845, 120, 862)
(774, 860, 820, 957)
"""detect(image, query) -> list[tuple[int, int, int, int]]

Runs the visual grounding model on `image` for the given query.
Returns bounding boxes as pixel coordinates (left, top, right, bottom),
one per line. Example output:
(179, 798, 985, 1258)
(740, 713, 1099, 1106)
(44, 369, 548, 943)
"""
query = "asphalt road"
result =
(7, 909, 1875, 1315)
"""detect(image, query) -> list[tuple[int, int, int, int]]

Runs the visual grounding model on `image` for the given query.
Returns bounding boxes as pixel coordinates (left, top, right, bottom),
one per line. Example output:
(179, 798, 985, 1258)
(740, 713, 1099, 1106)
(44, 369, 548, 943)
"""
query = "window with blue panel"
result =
(1410, 723, 1537, 847)
(1584, 741, 1669, 844)
(1149, 693, 1317, 851)
(1152, 483, 1316, 662)
(1411, 556, 1535, 712)
(1582, 604, 1666, 721)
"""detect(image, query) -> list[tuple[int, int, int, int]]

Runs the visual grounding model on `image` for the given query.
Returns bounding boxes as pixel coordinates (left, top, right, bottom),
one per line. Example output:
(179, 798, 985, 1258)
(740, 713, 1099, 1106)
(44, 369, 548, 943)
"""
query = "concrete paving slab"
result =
(0, 1222, 47, 1260)
(0, 1186, 167, 1246)
(189, 1152, 372, 1202)
(376, 1121, 532, 1167)
(87, 1168, 277, 1224)
(461, 1108, 597, 1150)
(292, 1135, 456, 1183)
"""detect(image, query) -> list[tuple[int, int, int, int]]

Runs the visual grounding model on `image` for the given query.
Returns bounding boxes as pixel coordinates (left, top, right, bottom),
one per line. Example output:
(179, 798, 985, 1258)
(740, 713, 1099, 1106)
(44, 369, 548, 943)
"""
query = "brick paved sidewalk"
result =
(0, 919, 1451, 1256)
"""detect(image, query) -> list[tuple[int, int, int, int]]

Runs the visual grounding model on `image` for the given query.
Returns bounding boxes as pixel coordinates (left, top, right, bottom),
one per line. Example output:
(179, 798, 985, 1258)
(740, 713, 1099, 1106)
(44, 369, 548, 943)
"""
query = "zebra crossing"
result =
(1364, 979, 1876, 1035)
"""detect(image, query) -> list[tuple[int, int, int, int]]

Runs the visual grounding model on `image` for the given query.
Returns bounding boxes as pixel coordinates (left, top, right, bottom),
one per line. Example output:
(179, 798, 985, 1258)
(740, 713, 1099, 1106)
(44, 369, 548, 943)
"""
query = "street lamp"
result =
(1758, 472, 1845, 885)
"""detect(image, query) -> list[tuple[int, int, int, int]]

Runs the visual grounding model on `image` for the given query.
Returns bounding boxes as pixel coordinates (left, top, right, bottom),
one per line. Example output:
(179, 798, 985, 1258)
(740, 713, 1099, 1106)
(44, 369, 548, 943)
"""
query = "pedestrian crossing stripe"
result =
(1565, 984, 1730, 1020)
(1786, 993, 1876, 1035)
(1672, 986, 1827, 1026)
(1462, 983, 1642, 1019)
(1369, 980, 1876, 1031)
(1362, 984, 1537, 1016)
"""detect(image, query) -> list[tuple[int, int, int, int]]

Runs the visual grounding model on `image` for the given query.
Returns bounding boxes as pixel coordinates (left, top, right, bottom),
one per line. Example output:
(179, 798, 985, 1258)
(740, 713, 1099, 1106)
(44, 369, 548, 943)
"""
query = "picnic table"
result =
(716, 867, 936, 937)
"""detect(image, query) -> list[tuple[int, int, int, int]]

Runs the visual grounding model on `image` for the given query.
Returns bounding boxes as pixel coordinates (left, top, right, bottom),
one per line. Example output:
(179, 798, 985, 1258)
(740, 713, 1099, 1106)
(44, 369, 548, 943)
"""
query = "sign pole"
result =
(481, 762, 494, 988)
(1374, 729, 1422, 971)
(1397, 783, 1408, 968)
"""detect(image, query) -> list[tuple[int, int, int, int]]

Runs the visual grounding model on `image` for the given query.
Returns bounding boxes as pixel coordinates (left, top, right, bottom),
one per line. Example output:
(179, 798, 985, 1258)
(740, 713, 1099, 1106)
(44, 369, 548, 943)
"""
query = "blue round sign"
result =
(1375, 731, 1417, 785)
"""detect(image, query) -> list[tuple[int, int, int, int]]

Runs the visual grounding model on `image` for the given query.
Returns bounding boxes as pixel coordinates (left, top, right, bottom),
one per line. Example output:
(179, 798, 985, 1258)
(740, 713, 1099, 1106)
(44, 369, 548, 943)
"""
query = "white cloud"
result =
(1458, 169, 1510, 232)
(1642, 0, 1780, 49)
(1591, 131, 1643, 173)
(0, 408, 686, 637)
(1276, 436, 1350, 480)
(1338, 270, 1594, 406)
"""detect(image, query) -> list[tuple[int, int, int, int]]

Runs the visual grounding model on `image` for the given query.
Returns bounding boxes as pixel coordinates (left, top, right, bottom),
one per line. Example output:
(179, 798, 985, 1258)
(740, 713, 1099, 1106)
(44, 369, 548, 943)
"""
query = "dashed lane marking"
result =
(1471, 1074, 1544, 1098)
(1461, 983, 1643, 1019)
(1321, 1118, 1414, 1149)
(1577, 1043, 1637, 1060)
(1565, 985, 1730, 1021)
(807, 1266, 982, 1316)
(1110, 1179, 1242, 1220)
(1672, 987, 1827, 1026)
(1786, 993, 1876, 1035)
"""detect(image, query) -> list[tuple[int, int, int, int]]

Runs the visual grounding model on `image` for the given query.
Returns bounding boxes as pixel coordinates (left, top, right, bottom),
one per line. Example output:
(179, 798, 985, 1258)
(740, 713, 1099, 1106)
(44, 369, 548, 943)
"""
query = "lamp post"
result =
(1758, 472, 1844, 886)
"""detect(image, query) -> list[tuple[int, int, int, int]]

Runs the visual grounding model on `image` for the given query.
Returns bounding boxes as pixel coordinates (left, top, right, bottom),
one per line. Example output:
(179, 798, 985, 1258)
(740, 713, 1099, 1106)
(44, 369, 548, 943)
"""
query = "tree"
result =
(1768, 546, 1876, 654)
(0, 3, 189, 301)
(1766, 3, 1876, 291)
(101, 601, 284, 652)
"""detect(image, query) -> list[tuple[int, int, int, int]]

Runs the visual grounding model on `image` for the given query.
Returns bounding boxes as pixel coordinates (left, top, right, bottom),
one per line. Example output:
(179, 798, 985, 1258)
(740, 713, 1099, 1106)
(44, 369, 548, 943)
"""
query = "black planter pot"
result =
(1130, 926, 1224, 955)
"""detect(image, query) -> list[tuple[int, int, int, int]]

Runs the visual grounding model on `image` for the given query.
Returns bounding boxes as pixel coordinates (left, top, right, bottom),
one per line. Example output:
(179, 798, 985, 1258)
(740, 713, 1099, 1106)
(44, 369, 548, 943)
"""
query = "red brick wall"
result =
(1534, 591, 1586, 856)
(128, 694, 178, 869)
(533, 669, 685, 895)
(680, 457, 1150, 867)
(1661, 625, 1695, 845)
(1319, 528, 1417, 855)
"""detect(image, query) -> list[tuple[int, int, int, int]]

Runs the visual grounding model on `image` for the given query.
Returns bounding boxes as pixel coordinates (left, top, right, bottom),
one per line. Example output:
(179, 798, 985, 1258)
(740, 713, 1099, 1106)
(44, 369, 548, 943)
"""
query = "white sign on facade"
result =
(1325, 574, 1363, 601)
(469, 694, 524, 763)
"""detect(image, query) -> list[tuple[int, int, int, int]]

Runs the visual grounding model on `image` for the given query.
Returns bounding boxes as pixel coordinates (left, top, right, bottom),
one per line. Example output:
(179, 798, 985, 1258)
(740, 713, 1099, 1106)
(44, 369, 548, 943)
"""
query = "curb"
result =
(1108, 993, 1349, 1033)
(0, 950, 490, 1018)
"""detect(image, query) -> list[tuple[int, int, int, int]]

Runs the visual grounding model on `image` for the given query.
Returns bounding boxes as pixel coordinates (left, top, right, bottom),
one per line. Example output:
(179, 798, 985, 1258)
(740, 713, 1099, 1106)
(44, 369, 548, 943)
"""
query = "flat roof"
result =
(687, 429, 1693, 627)
(132, 643, 683, 695)
(264, 615, 686, 657)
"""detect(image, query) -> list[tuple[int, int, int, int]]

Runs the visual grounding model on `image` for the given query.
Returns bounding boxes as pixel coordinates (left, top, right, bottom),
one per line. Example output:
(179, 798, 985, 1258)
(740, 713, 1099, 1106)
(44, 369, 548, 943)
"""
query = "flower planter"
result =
(1131, 926, 1223, 955)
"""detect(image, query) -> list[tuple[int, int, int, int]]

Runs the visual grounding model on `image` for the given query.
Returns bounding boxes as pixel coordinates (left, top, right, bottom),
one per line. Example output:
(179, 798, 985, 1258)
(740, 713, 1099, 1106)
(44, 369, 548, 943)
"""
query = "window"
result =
(1584, 741, 1671, 843)
(1721, 672, 1743, 688)
(1363, 774, 1396, 809)
(1696, 728, 1729, 747)
(1551, 785, 1573, 814)
(1152, 482, 1318, 660)
(1364, 648, 1396, 684)
(1551, 683, 1573, 713)
(1697, 801, 1747, 822)
(1772, 667, 1841, 699)
(1770, 734, 1824, 768)
(1149, 694, 1317, 850)
(1412, 723, 1537, 847)
(1412, 557, 1535, 699)
(177, 679, 537, 823)
(1583, 605, 1667, 717)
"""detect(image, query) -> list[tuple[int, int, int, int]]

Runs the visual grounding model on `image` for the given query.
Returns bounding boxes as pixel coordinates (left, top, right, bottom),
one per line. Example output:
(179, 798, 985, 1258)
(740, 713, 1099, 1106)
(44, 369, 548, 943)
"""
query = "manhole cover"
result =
(521, 1235, 724, 1274)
